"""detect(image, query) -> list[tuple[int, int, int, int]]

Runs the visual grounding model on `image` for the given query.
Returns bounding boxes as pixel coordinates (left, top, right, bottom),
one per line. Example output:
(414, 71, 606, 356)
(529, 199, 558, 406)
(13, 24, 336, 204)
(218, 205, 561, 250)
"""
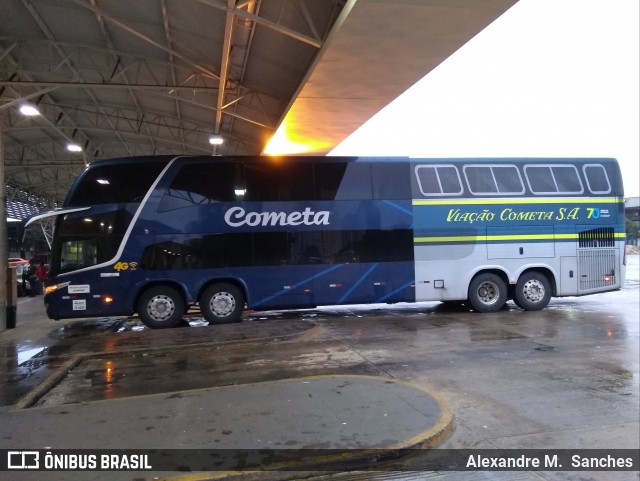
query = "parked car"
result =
(8, 257, 30, 268)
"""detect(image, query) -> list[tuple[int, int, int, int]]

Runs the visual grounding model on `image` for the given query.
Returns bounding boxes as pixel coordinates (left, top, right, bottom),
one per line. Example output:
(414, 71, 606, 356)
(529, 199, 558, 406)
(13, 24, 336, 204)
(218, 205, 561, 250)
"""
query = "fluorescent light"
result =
(234, 189, 246, 196)
(209, 136, 224, 145)
(67, 143, 82, 152)
(19, 104, 41, 116)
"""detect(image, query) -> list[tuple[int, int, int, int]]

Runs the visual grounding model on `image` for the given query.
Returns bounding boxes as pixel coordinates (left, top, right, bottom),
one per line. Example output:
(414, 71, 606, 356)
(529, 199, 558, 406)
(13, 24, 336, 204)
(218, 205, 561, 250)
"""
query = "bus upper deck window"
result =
(463, 165, 524, 195)
(525, 164, 583, 195)
(583, 164, 611, 194)
(415, 165, 462, 196)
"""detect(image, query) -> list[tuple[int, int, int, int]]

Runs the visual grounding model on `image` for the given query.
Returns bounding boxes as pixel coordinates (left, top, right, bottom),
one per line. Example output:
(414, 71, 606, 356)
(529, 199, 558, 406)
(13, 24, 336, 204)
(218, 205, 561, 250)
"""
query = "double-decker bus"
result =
(27, 156, 626, 328)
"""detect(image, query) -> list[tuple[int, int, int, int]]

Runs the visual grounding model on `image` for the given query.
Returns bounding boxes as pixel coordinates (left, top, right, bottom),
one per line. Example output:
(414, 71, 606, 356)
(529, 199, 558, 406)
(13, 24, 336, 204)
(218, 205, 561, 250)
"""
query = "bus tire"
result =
(468, 273, 507, 313)
(201, 283, 244, 325)
(515, 272, 551, 311)
(137, 286, 185, 329)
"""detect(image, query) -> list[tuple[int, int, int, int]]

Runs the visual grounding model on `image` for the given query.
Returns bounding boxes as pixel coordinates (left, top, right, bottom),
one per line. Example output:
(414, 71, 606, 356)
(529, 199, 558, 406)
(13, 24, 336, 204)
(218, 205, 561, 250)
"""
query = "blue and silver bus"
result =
(28, 156, 626, 328)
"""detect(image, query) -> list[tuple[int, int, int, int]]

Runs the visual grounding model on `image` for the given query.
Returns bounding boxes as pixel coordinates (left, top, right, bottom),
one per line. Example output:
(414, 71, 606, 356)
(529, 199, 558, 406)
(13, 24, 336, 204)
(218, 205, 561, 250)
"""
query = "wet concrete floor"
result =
(0, 256, 638, 480)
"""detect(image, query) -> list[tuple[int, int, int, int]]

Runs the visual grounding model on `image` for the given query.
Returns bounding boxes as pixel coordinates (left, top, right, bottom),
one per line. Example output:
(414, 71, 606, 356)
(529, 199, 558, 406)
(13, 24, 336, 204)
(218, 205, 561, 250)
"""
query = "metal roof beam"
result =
(71, 0, 221, 80)
(195, 0, 322, 48)
(0, 80, 218, 92)
(160, 0, 186, 153)
(0, 87, 58, 111)
(89, 0, 158, 154)
(215, 0, 236, 136)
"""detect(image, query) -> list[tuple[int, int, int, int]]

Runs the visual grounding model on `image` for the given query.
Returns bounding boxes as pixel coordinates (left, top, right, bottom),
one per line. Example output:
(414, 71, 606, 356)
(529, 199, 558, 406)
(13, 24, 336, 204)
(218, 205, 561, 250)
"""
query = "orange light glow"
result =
(105, 360, 114, 383)
(263, 119, 332, 155)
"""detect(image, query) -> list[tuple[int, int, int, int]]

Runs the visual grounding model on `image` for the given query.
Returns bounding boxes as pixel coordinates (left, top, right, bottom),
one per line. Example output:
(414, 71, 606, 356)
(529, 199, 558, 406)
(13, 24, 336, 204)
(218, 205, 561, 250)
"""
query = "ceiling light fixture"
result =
(209, 136, 224, 145)
(67, 143, 82, 152)
(19, 104, 41, 116)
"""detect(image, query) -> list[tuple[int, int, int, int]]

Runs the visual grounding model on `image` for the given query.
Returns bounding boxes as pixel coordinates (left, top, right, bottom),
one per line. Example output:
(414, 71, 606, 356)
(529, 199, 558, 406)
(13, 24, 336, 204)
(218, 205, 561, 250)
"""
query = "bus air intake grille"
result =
(578, 227, 615, 248)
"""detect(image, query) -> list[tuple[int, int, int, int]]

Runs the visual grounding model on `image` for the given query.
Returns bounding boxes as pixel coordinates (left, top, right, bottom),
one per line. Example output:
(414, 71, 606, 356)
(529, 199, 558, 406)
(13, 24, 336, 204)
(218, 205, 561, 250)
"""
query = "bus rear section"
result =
(411, 159, 625, 312)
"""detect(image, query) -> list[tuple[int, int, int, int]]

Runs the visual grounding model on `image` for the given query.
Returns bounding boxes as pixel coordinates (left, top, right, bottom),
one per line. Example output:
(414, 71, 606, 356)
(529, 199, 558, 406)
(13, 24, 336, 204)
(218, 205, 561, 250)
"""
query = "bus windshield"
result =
(51, 207, 136, 275)
(49, 158, 170, 275)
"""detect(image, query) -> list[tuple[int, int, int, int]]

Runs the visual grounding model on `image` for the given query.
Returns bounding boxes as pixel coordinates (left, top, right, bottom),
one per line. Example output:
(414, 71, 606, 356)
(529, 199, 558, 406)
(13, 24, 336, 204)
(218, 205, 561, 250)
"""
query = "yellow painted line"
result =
(414, 233, 625, 243)
(413, 197, 623, 206)
(158, 374, 453, 481)
(415, 234, 572, 243)
(415, 235, 481, 243)
(156, 475, 226, 481)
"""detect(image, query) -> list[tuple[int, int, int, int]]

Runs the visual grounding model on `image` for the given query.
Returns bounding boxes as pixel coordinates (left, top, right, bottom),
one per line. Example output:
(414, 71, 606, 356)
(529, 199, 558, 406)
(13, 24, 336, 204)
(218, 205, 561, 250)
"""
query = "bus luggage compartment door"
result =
(560, 256, 578, 295)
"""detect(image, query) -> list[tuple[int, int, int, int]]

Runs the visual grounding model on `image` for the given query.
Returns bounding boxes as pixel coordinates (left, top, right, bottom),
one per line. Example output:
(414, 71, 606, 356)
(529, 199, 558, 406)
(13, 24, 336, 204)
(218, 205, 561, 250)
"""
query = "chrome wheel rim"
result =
(147, 294, 176, 321)
(522, 279, 545, 303)
(210, 292, 235, 317)
(477, 281, 500, 305)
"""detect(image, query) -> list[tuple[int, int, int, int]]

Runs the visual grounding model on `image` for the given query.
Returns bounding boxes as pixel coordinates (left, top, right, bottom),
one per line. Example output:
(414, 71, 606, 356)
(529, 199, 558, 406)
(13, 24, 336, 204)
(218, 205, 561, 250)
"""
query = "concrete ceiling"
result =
(0, 0, 518, 210)
(267, 0, 519, 155)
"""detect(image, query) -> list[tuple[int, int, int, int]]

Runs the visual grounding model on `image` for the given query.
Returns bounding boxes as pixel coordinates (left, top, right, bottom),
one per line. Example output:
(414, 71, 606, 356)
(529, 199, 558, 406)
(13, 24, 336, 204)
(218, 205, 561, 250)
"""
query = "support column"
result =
(0, 114, 7, 331)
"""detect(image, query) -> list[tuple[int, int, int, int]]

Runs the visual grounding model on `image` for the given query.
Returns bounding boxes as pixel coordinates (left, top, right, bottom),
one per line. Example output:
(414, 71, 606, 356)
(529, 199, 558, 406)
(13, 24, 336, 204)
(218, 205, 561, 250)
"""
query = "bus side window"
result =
(276, 163, 314, 201)
(583, 164, 611, 194)
(415, 165, 463, 196)
(372, 163, 410, 199)
(244, 162, 314, 201)
(464, 165, 524, 195)
(159, 162, 238, 211)
(465, 166, 497, 194)
(493, 166, 525, 194)
(334, 163, 373, 200)
(525, 166, 556, 193)
(525, 165, 583, 194)
(552, 166, 583, 193)
(244, 163, 274, 201)
(314, 162, 348, 200)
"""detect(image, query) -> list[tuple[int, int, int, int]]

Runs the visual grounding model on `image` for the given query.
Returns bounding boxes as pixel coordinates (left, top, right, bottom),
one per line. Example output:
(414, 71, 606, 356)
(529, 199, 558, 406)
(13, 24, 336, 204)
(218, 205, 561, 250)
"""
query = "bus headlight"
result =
(44, 282, 71, 295)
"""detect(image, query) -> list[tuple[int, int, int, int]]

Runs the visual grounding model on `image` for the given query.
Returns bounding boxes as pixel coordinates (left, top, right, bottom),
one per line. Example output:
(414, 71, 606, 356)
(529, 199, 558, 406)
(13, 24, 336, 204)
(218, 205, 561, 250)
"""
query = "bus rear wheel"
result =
(515, 272, 551, 311)
(137, 286, 185, 329)
(468, 273, 507, 313)
(201, 283, 244, 325)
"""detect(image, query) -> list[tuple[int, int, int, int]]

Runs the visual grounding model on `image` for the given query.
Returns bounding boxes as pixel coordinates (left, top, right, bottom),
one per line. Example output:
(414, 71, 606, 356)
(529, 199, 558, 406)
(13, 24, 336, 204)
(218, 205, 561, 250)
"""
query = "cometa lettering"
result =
(224, 206, 330, 227)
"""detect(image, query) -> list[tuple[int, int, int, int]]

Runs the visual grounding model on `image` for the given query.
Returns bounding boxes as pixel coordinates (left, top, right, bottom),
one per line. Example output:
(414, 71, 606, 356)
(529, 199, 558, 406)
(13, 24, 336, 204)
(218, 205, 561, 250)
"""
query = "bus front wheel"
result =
(514, 272, 551, 311)
(137, 286, 185, 329)
(468, 273, 507, 313)
(201, 283, 245, 325)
